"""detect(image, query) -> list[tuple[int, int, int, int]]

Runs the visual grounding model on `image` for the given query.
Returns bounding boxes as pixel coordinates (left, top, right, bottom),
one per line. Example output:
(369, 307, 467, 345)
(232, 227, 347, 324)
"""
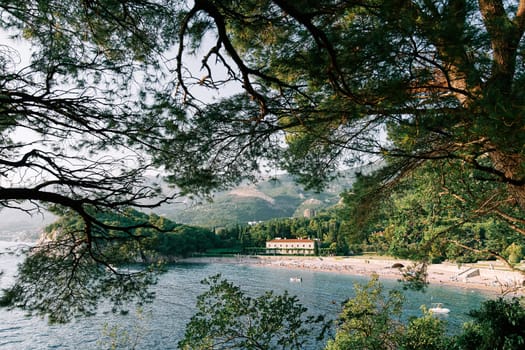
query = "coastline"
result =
(181, 255, 525, 296)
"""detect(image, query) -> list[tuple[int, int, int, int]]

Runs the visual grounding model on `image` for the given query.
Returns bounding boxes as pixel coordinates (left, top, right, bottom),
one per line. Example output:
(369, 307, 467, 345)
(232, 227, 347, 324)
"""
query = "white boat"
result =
(290, 277, 302, 283)
(429, 303, 450, 314)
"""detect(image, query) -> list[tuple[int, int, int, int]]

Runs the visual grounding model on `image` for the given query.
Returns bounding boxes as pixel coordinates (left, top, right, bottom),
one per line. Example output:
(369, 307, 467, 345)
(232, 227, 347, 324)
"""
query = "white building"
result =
(265, 238, 316, 255)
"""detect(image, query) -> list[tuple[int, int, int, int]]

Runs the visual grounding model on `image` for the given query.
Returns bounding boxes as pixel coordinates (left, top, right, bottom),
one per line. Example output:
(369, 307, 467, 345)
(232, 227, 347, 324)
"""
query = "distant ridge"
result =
(0, 165, 376, 238)
(155, 170, 359, 228)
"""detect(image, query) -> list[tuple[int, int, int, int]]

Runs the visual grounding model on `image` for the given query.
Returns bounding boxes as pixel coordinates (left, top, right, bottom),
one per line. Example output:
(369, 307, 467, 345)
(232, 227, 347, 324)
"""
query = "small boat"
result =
(429, 303, 450, 314)
(290, 276, 302, 283)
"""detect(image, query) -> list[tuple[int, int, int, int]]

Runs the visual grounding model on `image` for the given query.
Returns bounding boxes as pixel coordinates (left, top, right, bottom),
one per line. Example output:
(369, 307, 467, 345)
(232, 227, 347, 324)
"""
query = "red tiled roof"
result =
(267, 238, 314, 243)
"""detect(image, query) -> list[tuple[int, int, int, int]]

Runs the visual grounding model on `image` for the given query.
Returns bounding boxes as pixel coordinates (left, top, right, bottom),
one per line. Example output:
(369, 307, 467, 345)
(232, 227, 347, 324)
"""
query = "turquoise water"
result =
(0, 242, 490, 349)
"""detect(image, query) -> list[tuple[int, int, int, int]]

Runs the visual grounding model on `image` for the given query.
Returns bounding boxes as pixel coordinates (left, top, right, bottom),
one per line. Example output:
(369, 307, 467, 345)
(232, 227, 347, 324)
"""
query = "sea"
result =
(0, 241, 491, 349)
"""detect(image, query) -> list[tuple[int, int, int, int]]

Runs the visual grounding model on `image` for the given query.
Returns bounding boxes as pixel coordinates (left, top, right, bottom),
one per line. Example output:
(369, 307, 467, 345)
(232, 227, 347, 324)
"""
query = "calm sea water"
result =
(0, 241, 491, 349)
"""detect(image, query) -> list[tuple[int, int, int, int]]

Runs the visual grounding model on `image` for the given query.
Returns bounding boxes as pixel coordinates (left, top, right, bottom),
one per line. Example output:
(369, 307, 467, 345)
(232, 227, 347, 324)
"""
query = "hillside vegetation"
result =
(155, 173, 356, 228)
(0, 172, 355, 240)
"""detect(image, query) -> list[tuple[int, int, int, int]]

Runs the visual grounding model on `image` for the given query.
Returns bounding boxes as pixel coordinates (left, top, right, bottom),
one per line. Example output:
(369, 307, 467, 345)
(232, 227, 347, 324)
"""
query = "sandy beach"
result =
(182, 255, 525, 296)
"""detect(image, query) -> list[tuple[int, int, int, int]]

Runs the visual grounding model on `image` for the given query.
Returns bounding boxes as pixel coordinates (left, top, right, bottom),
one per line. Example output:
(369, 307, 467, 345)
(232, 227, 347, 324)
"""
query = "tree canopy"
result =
(0, 0, 185, 319)
(184, 275, 525, 350)
(179, 274, 327, 350)
(163, 0, 525, 267)
(0, 208, 217, 323)
(1, 0, 525, 317)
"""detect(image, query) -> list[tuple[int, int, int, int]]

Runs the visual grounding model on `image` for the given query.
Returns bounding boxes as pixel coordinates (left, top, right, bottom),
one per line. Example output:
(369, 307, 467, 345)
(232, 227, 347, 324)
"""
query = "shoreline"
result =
(180, 255, 525, 296)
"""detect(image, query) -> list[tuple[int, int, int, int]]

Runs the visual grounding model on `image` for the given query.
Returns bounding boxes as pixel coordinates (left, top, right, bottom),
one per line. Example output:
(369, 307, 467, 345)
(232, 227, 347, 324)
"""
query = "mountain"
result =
(0, 167, 367, 238)
(155, 172, 356, 228)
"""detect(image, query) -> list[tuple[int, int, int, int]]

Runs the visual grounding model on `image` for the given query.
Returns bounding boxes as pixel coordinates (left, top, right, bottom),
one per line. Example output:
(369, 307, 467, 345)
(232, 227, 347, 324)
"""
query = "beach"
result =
(182, 255, 525, 296)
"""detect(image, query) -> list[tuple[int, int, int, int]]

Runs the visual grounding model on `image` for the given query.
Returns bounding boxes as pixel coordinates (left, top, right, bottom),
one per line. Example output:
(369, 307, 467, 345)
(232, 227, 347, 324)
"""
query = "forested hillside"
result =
(154, 172, 356, 228)
(0, 172, 354, 239)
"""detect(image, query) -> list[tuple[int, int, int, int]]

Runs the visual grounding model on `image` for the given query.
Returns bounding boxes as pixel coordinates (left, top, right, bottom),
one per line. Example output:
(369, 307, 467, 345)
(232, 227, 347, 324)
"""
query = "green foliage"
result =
(98, 307, 150, 350)
(325, 275, 405, 350)
(399, 263, 430, 292)
(455, 298, 525, 350)
(505, 243, 525, 264)
(0, 208, 217, 323)
(179, 276, 525, 350)
(46, 208, 218, 260)
(0, 247, 156, 323)
(340, 161, 525, 268)
(327, 286, 525, 350)
(3, 0, 525, 325)
(325, 277, 454, 350)
(0, 0, 185, 323)
(179, 274, 327, 350)
(166, 0, 525, 274)
(216, 211, 349, 255)
(401, 310, 451, 350)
